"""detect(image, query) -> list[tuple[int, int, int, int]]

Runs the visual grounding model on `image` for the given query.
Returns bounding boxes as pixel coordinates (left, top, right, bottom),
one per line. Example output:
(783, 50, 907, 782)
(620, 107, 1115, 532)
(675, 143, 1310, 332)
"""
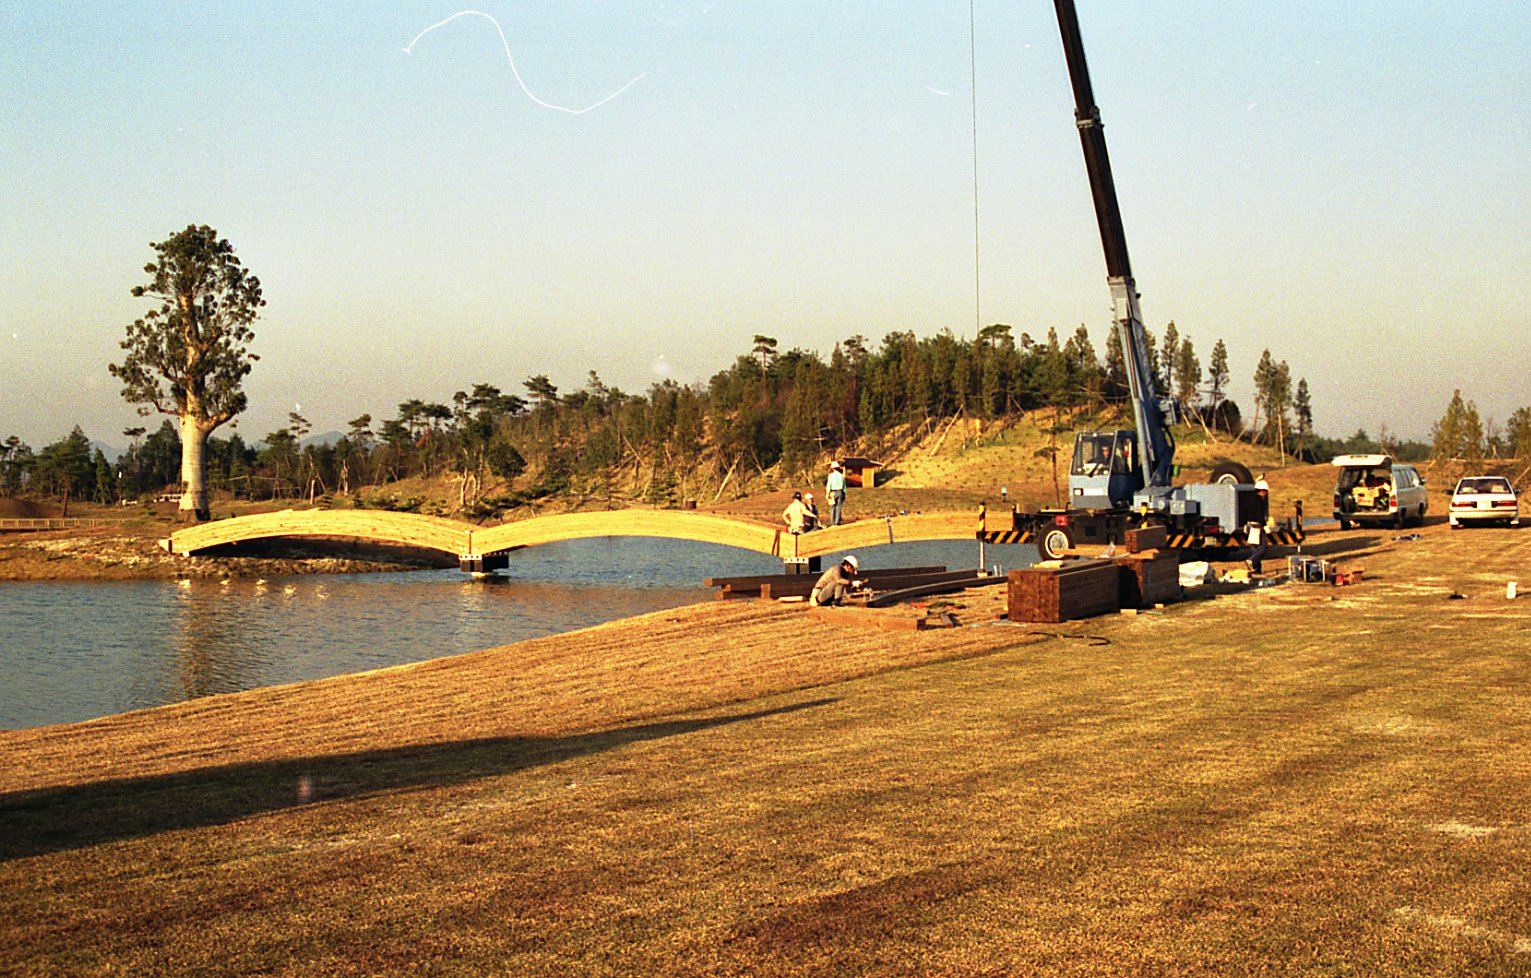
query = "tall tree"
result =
(1506, 406, 1531, 460)
(1431, 390, 1470, 461)
(1207, 339, 1230, 410)
(1160, 321, 1180, 398)
(1102, 327, 1128, 402)
(1293, 378, 1314, 459)
(751, 335, 778, 371)
(1173, 338, 1202, 414)
(1250, 349, 1276, 444)
(109, 225, 264, 521)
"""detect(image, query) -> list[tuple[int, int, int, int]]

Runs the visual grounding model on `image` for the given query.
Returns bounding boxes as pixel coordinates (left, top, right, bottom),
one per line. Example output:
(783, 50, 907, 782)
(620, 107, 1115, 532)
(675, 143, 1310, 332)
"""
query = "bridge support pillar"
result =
(460, 552, 511, 575)
(783, 556, 821, 575)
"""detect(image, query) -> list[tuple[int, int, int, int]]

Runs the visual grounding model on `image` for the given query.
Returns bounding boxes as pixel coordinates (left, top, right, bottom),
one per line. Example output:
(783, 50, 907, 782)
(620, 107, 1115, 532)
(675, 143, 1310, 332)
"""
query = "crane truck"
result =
(980, 0, 1304, 562)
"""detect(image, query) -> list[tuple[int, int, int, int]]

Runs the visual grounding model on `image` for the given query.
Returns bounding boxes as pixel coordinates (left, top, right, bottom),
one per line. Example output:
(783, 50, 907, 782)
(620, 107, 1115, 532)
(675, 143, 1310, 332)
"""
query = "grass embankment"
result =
(4, 518, 1530, 975)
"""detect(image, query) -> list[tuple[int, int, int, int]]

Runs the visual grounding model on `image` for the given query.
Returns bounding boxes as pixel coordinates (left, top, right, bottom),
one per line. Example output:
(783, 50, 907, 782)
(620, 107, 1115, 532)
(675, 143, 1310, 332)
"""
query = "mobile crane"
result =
(981, 1, 1304, 561)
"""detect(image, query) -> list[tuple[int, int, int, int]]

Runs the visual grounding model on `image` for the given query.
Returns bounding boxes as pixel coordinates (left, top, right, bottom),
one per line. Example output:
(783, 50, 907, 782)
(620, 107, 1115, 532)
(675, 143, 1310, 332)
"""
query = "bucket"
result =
(1509, 581, 1519, 600)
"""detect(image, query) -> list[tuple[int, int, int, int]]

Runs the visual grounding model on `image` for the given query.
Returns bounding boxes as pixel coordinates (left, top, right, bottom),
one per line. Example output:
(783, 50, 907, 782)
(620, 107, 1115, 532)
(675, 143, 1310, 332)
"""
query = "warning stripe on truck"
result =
(976, 529, 1035, 545)
(978, 526, 1305, 549)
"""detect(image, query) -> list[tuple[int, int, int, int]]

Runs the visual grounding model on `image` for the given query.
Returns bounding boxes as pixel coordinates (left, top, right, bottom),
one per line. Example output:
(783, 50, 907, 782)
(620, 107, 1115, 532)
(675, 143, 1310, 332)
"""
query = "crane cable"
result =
(969, 0, 982, 334)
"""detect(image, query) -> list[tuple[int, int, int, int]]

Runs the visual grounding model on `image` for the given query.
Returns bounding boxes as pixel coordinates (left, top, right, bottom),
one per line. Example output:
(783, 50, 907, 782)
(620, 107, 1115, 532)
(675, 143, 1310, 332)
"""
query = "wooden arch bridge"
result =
(162, 508, 983, 573)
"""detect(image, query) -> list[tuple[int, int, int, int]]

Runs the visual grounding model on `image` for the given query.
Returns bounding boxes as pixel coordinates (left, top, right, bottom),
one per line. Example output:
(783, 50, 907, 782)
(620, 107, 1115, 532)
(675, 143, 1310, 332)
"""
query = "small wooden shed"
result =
(839, 457, 882, 488)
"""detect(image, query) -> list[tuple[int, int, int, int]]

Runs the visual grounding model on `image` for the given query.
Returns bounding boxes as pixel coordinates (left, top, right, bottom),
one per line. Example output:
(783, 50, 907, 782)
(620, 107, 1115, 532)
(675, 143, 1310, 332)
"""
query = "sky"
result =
(3, 0, 1528, 451)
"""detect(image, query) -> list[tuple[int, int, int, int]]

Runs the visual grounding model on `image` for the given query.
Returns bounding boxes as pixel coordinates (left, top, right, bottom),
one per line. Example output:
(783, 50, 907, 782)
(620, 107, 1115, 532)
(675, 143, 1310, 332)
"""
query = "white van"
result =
(1331, 455, 1428, 529)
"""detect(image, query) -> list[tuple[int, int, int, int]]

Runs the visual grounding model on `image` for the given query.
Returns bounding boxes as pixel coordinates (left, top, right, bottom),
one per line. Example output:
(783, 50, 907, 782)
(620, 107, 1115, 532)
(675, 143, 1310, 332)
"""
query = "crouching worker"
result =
(810, 554, 862, 607)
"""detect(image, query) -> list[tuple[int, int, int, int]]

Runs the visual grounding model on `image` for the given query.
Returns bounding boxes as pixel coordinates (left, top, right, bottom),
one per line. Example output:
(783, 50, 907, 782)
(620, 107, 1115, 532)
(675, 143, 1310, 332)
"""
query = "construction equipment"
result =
(981, 1, 1303, 561)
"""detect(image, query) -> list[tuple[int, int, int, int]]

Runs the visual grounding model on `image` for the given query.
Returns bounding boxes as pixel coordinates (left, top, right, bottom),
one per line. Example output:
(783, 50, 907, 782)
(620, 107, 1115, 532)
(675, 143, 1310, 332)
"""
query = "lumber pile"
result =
(1007, 559, 1121, 623)
(704, 566, 948, 602)
(1110, 549, 1180, 608)
(763, 569, 981, 601)
(1124, 524, 1167, 553)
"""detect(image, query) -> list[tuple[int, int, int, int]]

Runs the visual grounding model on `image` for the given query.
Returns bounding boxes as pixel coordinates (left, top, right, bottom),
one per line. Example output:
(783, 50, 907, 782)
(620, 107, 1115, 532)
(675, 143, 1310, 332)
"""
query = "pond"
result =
(0, 536, 1008, 730)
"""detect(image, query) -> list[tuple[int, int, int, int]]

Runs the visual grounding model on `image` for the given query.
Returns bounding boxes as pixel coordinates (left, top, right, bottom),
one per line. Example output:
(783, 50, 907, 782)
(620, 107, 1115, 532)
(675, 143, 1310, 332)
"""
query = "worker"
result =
(1243, 518, 1268, 575)
(782, 492, 809, 534)
(825, 461, 847, 526)
(810, 554, 862, 607)
(802, 492, 820, 531)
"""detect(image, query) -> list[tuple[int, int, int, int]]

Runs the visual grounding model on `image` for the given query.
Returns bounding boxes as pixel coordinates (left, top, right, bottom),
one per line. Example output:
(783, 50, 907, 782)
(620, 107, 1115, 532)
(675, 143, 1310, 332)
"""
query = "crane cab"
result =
(1069, 430, 1143, 509)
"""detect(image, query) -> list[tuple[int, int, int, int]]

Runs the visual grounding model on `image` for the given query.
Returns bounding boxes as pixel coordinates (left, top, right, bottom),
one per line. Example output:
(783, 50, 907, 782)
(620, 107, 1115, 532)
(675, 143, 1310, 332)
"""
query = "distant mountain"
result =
(91, 441, 123, 463)
(301, 431, 345, 449)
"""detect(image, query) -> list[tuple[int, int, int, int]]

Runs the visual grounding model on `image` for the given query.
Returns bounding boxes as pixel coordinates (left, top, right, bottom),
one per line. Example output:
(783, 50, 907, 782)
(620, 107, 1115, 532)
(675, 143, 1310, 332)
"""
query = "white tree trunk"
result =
(178, 413, 210, 522)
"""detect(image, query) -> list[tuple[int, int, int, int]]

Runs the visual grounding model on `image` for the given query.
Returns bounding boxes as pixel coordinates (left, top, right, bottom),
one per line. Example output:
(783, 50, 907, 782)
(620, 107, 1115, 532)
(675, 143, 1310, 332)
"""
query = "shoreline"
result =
(0, 524, 452, 582)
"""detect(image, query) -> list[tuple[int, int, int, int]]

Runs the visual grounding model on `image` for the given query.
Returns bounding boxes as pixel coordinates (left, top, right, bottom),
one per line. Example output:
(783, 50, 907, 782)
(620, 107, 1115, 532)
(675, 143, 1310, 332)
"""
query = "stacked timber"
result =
(1007, 559, 1120, 623)
(764, 568, 981, 601)
(702, 566, 964, 601)
(1110, 549, 1180, 607)
(1124, 524, 1167, 553)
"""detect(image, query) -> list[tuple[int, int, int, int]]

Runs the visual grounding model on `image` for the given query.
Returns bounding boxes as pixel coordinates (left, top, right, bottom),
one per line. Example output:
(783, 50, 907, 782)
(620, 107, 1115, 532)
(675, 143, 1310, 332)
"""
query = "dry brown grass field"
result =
(3, 511, 1530, 976)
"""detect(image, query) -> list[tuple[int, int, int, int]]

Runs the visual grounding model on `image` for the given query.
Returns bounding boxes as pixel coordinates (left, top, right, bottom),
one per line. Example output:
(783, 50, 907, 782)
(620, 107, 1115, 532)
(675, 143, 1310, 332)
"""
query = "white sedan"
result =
(1448, 476, 1521, 528)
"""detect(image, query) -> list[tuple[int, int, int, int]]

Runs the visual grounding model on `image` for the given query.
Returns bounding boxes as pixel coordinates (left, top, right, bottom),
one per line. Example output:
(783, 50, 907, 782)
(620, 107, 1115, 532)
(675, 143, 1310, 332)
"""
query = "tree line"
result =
(11, 223, 1522, 515)
(7, 317, 1322, 512)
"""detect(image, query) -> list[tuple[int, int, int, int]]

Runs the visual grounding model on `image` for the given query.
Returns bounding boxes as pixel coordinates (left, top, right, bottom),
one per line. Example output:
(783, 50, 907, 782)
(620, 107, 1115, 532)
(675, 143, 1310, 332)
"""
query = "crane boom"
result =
(1052, 0, 1176, 490)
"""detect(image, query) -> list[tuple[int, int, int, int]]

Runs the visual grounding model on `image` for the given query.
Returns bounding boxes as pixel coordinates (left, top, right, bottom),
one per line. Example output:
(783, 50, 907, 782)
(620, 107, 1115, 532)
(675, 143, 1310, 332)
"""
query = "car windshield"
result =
(1456, 478, 1512, 495)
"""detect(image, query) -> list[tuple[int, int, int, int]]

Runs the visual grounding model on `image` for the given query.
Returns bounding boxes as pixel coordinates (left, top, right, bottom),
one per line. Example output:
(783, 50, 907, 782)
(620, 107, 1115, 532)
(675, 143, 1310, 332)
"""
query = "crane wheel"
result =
(1210, 461, 1254, 486)
(1037, 527, 1073, 561)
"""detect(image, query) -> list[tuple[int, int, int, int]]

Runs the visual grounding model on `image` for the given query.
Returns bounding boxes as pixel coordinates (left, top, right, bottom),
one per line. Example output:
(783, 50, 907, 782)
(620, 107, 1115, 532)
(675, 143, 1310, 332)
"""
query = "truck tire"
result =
(1038, 526, 1073, 561)
(1210, 461, 1254, 486)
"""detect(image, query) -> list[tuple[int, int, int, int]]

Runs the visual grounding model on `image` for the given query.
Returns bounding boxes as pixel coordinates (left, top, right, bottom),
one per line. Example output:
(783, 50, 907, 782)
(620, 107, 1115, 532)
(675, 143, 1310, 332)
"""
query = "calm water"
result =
(0, 536, 1002, 731)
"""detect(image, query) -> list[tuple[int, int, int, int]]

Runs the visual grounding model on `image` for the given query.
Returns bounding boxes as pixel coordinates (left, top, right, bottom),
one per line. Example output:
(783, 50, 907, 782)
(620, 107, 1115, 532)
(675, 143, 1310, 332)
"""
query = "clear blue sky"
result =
(3, 1, 1527, 450)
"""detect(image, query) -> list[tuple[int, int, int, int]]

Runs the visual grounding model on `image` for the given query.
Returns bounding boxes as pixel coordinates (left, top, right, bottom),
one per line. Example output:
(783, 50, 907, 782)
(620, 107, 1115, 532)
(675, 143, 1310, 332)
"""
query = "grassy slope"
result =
(3, 515, 1531, 975)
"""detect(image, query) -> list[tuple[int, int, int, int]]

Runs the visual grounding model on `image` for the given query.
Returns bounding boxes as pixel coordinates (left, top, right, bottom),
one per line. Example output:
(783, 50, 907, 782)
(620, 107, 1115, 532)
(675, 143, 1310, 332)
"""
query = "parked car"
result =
(1448, 476, 1521, 528)
(1331, 455, 1428, 529)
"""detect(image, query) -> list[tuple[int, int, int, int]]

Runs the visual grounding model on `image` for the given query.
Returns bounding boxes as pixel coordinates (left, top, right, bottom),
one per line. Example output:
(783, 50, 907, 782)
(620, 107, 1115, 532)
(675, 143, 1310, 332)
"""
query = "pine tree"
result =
(1103, 327, 1127, 402)
(1293, 378, 1314, 459)
(1431, 390, 1468, 460)
(1208, 339, 1230, 410)
(1173, 338, 1201, 414)
(1160, 321, 1180, 398)
(1507, 406, 1531, 459)
(1250, 349, 1276, 444)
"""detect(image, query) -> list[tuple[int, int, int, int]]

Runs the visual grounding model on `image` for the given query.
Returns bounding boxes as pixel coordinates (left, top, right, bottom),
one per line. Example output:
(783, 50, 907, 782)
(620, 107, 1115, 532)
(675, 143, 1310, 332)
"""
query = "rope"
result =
(969, 0, 982, 334)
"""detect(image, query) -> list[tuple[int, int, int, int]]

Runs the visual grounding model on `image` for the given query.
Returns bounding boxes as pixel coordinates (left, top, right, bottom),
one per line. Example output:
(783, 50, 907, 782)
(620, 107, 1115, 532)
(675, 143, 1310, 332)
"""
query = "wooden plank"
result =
(1124, 524, 1168, 553)
(715, 584, 766, 601)
(865, 574, 1008, 607)
(763, 569, 982, 601)
(1007, 559, 1120, 623)
(703, 566, 945, 588)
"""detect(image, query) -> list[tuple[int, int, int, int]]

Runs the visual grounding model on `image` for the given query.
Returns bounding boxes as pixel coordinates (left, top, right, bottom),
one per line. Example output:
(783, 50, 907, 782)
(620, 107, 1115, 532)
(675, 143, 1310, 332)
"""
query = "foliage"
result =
(108, 225, 264, 518)
(29, 317, 1351, 510)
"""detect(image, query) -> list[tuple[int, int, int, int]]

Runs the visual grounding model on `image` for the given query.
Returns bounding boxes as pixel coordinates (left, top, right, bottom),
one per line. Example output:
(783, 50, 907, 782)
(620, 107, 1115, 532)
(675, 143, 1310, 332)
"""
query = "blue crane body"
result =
(982, 2, 1303, 560)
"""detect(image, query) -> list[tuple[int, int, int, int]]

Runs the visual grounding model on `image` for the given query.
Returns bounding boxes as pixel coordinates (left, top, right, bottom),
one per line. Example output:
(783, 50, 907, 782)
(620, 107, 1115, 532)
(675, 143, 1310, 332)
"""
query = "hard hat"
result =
(831, 461, 843, 469)
(844, 554, 859, 570)
(804, 492, 814, 499)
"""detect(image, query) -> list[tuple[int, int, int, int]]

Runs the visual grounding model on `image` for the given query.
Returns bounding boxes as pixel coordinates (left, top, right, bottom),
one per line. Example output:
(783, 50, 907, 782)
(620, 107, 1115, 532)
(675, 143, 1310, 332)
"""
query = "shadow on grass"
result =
(0, 698, 835, 862)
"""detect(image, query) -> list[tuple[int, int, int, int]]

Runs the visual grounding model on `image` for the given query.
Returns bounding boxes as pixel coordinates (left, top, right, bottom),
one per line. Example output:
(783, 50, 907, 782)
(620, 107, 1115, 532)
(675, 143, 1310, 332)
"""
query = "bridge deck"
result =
(164, 508, 981, 562)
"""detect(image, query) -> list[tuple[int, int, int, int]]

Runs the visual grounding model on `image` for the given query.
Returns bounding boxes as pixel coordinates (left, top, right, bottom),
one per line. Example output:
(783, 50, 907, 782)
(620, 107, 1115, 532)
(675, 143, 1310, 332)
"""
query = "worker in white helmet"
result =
(809, 554, 862, 607)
